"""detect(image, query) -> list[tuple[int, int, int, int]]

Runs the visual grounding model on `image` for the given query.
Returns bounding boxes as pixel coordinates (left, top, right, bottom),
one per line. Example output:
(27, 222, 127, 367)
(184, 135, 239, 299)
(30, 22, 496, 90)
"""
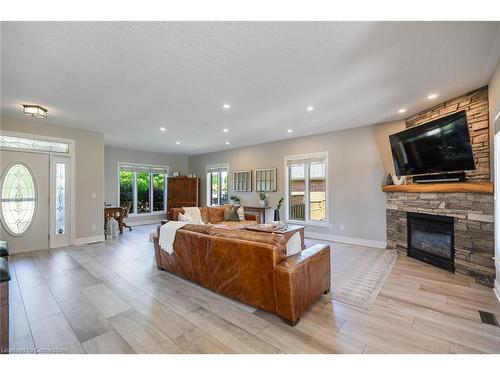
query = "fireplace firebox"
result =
(407, 212, 454, 272)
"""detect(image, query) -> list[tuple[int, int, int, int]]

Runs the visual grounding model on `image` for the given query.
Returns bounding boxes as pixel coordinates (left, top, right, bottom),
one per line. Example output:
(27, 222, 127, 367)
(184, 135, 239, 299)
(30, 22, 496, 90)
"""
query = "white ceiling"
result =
(2, 22, 500, 155)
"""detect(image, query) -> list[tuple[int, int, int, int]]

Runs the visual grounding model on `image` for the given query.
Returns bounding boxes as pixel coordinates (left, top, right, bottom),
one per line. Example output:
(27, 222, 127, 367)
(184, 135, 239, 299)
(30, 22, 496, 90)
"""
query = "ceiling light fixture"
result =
(287, 129, 293, 133)
(223, 128, 229, 133)
(307, 106, 314, 112)
(398, 109, 406, 114)
(427, 94, 438, 99)
(175, 141, 180, 145)
(160, 127, 166, 132)
(225, 141, 230, 145)
(23, 104, 47, 118)
(223, 103, 231, 110)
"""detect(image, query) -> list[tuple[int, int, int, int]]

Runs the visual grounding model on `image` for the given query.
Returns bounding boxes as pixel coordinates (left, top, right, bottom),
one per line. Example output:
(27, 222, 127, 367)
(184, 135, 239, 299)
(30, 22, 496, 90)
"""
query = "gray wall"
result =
(188, 120, 404, 243)
(1, 116, 105, 240)
(105, 145, 189, 224)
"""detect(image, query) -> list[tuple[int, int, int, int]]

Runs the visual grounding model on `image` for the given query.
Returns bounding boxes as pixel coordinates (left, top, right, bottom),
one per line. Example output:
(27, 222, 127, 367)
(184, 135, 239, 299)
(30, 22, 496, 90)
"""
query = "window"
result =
(0, 135, 69, 153)
(55, 162, 66, 235)
(206, 164, 229, 206)
(118, 163, 168, 215)
(285, 152, 328, 224)
(1, 164, 37, 235)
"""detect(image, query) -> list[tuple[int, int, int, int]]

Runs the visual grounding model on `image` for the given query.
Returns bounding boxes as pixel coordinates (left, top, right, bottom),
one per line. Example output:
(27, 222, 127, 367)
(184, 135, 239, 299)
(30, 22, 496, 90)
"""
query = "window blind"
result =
(206, 164, 229, 174)
(119, 164, 168, 174)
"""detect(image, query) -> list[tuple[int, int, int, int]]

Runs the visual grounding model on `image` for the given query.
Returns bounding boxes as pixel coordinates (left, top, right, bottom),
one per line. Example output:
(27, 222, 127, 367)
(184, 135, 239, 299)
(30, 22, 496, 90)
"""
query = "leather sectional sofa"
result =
(152, 206, 331, 325)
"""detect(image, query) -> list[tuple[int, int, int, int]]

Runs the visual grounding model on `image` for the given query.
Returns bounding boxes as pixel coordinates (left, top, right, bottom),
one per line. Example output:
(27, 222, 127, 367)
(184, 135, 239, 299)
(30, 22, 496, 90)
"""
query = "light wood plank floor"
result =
(7, 225, 500, 354)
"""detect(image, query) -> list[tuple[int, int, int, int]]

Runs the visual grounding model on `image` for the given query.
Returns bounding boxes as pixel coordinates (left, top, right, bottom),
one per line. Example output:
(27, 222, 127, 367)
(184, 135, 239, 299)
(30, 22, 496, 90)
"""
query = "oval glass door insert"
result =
(1, 163, 37, 235)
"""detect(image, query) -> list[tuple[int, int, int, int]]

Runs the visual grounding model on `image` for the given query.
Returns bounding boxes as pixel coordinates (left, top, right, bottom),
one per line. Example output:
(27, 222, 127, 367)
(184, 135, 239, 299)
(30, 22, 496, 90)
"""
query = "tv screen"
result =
(389, 111, 476, 176)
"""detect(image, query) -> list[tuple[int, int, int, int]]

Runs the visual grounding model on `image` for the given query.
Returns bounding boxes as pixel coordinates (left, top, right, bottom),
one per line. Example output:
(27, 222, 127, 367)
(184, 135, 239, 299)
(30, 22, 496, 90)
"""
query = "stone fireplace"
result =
(384, 86, 495, 287)
(386, 190, 494, 286)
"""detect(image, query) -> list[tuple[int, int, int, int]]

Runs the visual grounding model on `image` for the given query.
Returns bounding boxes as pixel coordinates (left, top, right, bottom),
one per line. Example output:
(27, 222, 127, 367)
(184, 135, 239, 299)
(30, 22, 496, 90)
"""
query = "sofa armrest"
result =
(244, 213, 260, 223)
(273, 244, 331, 325)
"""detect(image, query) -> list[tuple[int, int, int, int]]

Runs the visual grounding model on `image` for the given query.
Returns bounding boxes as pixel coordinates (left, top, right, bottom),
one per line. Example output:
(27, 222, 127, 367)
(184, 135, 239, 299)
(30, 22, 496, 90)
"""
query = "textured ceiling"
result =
(1, 21, 500, 154)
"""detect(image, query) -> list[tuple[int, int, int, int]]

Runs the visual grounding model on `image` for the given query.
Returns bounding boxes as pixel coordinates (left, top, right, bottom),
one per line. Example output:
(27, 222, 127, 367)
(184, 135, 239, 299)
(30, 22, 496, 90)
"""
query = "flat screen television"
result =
(389, 111, 476, 176)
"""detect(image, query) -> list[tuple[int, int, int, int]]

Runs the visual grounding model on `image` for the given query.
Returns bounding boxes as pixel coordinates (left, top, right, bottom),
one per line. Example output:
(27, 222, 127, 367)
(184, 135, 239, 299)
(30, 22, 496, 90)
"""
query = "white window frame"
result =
(206, 163, 229, 206)
(284, 151, 329, 227)
(117, 162, 169, 216)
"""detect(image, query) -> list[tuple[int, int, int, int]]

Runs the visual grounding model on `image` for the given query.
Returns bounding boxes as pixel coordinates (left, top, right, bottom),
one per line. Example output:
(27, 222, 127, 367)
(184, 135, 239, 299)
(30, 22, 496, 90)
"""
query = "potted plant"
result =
(230, 195, 241, 205)
(274, 197, 284, 221)
(258, 192, 268, 207)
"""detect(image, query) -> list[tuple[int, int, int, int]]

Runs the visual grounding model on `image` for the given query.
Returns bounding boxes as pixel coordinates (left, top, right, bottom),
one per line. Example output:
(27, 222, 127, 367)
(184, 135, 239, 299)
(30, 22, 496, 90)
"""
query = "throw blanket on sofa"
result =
(159, 221, 188, 254)
(182, 207, 204, 224)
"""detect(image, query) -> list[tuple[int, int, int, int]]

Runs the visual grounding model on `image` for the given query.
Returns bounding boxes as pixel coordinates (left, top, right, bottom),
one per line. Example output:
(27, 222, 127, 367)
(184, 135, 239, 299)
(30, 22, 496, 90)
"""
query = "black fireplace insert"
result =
(407, 212, 455, 272)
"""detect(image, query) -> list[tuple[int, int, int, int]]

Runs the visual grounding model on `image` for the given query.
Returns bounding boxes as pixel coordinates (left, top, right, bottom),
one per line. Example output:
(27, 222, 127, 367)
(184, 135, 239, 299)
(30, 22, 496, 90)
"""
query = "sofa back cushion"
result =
(207, 206, 225, 223)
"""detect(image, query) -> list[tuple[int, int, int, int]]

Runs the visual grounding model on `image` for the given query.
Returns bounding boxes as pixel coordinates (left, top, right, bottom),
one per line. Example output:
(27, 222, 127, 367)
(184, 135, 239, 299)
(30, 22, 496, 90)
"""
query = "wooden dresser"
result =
(167, 177, 200, 218)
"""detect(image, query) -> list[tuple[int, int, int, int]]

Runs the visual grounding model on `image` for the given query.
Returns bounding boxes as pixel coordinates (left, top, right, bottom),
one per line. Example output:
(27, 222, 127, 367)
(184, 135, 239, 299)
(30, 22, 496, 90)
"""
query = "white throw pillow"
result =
(237, 206, 245, 221)
(286, 232, 302, 257)
(178, 213, 193, 223)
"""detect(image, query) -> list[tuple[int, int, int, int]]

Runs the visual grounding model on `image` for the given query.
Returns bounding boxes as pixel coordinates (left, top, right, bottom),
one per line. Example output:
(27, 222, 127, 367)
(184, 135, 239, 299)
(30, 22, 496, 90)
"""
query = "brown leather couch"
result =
(169, 205, 260, 225)
(152, 222, 331, 325)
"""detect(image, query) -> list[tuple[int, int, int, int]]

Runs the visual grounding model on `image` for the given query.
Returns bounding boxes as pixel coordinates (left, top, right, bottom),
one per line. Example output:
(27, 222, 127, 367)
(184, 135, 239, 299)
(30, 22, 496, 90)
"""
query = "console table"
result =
(243, 206, 271, 224)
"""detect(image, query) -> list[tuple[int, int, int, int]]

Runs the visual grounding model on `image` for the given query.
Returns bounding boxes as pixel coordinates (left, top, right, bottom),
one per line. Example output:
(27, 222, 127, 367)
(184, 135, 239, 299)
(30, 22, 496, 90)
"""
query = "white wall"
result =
(105, 145, 189, 224)
(0, 116, 105, 241)
(489, 60, 500, 301)
(188, 120, 404, 245)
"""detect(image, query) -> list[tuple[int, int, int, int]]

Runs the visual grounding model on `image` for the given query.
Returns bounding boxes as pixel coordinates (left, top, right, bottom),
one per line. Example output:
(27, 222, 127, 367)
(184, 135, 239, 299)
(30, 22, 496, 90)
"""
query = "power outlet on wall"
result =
(339, 224, 345, 231)
(91, 224, 96, 231)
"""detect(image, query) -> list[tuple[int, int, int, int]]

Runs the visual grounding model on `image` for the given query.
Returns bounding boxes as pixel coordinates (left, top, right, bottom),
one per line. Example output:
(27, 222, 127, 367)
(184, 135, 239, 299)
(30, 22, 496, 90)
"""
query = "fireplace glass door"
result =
(407, 212, 454, 271)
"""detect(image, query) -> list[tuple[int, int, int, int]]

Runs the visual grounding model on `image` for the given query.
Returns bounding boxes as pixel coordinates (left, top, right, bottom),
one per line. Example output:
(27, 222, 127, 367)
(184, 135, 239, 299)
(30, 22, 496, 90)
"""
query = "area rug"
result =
(331, 246, 398, 310)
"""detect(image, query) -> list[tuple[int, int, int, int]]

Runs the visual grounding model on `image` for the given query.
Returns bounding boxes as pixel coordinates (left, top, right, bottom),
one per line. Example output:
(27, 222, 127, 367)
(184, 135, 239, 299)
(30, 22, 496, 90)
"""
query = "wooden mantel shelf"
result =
(381, 182, 493, 194)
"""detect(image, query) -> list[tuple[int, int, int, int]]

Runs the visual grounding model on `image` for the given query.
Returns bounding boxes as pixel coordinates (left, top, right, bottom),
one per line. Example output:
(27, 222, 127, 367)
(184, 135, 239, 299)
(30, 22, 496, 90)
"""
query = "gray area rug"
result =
(330, 244, 398, 310)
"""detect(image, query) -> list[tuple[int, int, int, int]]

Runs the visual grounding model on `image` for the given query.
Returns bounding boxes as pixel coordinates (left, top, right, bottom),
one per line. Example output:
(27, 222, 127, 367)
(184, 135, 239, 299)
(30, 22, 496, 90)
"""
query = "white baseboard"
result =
(73, 235, 105, 245)
(494, 279, 500, 304)
(305, 230, 387, 249)
(128, 219, 163, 226)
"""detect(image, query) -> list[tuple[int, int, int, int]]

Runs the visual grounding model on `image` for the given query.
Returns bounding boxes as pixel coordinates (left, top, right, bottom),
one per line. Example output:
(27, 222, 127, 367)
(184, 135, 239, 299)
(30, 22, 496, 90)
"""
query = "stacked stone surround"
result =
(405, 86, 490, 181)
(386, 191, 494, 286)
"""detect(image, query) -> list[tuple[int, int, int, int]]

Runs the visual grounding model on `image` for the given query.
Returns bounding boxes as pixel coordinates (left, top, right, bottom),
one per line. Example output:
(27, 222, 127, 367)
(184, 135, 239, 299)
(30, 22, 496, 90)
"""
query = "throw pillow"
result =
(178, 213, 193, 223)
(237, 206, 245, 221)
(286, 232, 302, 257)
(224, 206, 240, 222)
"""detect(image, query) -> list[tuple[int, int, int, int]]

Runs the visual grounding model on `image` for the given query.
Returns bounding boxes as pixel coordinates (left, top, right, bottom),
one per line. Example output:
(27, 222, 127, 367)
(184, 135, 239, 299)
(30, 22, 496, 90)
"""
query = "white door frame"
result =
(0, 130, 76, 247)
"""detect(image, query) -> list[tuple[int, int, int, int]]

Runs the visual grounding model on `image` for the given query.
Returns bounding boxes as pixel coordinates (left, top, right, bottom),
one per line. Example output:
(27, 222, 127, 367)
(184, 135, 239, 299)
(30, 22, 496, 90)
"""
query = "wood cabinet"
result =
(167, 177, 200, 217)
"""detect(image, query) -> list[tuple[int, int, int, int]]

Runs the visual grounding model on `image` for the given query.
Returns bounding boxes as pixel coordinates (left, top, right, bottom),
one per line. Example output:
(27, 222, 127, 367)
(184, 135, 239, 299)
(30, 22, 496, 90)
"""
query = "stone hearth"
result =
(386, 191, 494, 286)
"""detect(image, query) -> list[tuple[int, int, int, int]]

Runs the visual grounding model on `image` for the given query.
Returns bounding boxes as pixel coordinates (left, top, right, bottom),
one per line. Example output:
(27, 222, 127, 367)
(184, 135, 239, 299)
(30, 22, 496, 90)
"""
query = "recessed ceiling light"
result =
(225, 141, 230, 145)
(23, 104, 47, 118)
(427, 94, 438, 99)
(223, 128, 229, 133)
(175, 141, 180, 145)
(398, 109, 406, 114)
(307, 106, 314, 112)
(287, 129, 293, 133)
(223, 103, 231, 110)
(160, 127, 166, 132)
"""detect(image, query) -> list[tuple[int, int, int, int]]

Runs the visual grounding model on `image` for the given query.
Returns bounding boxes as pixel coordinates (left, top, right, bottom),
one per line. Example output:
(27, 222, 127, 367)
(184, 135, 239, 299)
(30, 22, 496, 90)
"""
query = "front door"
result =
(0, 150, 50, 253)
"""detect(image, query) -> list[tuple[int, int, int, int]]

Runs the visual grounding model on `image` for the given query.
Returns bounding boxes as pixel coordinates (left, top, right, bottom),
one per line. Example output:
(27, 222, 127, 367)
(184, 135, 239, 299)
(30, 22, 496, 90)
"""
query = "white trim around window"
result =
(117, 162, 169, 216)
(284, 151, 330, 227)
(206, 163, 229, 206)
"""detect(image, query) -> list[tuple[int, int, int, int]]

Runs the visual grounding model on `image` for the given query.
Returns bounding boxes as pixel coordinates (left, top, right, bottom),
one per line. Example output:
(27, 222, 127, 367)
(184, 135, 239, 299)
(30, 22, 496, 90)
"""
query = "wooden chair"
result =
(121, 201, 132, 231)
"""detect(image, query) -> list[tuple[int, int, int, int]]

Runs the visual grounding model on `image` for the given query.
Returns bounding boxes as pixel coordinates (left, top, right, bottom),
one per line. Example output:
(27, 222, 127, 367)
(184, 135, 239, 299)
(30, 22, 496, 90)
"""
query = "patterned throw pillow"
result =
(237, 206, 245, 221)
(224, 206, 240, 222)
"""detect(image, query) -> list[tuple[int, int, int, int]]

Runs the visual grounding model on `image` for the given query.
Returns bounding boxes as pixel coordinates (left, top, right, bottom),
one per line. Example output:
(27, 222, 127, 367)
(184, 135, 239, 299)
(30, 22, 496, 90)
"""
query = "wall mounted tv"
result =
(390, 111, 476, 176)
